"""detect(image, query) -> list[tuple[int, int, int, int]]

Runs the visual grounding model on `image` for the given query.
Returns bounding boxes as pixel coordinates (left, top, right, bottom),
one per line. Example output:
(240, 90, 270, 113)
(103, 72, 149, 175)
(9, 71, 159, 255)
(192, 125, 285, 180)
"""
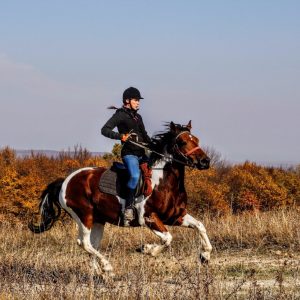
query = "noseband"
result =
(173, 131, 200, 164)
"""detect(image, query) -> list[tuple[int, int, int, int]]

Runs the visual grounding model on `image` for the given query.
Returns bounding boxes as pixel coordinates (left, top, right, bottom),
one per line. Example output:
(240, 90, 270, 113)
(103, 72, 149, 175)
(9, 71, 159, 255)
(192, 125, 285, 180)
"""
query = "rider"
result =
(101, 87, 152, 226)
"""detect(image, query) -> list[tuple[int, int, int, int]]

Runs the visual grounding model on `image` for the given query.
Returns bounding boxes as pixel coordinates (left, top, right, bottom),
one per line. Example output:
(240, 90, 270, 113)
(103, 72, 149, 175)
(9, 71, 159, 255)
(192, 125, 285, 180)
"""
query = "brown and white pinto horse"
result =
(29, 121, 212, 275)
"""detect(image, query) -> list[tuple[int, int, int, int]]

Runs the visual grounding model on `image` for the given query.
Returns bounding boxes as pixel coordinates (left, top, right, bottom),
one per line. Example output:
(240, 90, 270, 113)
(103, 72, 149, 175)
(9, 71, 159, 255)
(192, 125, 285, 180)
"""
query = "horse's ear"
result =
(170, 121, 176, 133)
(187, 120, 192, 131)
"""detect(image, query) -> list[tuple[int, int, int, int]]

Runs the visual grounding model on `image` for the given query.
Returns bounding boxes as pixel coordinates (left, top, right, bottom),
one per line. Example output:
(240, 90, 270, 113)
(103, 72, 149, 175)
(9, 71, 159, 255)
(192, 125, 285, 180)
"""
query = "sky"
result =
(0, 1, 299, 163)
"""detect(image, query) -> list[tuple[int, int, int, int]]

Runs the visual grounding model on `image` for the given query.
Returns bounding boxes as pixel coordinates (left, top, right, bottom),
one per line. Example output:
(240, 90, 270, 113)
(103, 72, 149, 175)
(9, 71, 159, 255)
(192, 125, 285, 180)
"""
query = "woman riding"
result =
(101, 87, 152, 226)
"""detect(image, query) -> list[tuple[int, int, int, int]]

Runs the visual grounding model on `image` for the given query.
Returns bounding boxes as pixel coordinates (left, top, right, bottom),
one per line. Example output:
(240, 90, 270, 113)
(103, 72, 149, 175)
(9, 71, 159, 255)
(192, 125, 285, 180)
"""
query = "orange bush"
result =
(186, 162, 297, 215)
(0, 147, 299, 218)
(223, 162, 289, 212)
(186, 168, 230, 216)
(267, 166, 300, 206)
(0, 147, 108, 215)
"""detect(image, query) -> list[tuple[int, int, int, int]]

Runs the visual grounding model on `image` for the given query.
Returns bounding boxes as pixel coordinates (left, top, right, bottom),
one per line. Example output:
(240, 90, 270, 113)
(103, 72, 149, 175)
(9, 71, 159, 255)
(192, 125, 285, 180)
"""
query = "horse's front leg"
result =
(181, 213, 212, 263)
(140, 212, 173, 256)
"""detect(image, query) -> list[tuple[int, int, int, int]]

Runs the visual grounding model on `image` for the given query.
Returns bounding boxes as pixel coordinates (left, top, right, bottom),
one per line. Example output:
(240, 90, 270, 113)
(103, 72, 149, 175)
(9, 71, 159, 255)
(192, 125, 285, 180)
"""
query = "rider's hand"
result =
(121, 133, 130, 142)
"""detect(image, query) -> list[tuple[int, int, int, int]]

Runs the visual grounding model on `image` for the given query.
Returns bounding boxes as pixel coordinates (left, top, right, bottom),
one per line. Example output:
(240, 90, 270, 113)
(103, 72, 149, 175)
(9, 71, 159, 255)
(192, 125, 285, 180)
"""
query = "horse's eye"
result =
(178, 141, 187, 146)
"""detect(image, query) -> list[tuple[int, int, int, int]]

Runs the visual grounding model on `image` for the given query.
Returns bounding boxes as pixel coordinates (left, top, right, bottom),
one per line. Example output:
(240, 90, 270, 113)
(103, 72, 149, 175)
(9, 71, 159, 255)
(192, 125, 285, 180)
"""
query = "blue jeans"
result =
(122, 155, 147, 190)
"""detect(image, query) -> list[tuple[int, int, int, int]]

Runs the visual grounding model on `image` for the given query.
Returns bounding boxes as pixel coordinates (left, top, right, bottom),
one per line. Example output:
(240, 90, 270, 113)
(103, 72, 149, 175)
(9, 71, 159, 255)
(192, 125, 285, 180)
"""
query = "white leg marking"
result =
(81, 223, 113, 273)
(182, 214, 212, 261)
(153, 230, 173, 246)
(143, 231, 173, 256)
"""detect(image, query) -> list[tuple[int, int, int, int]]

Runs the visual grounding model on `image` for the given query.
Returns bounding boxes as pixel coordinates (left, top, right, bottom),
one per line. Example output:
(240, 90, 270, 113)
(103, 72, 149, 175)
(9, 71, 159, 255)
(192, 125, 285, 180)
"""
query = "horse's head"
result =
(170, 120, 210, 170)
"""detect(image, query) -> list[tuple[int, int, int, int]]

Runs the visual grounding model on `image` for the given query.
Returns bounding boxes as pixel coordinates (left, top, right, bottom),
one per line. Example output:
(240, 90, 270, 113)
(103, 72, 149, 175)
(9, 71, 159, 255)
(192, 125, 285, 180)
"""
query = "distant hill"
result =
(258, 161, 299, 168)
(11, 150, 300, 168)
(15, 149, 108, 158)
(228, 160, 299, 169)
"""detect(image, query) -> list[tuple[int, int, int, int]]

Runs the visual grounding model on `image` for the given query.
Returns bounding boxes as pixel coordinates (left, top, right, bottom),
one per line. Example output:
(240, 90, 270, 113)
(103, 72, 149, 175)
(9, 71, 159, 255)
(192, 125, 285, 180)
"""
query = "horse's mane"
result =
(150, 122, 190, 162)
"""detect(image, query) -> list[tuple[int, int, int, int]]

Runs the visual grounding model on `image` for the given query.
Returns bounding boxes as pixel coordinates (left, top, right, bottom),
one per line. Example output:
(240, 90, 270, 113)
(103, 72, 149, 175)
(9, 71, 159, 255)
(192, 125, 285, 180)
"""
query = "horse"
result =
(29, 120, 212, 275)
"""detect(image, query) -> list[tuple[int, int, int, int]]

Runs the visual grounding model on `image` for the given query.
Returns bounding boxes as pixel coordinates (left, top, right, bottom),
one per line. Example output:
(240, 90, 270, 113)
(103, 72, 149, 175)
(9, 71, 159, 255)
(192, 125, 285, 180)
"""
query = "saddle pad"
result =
(98, 166, 144, 198)
(99, 169, 119, 196)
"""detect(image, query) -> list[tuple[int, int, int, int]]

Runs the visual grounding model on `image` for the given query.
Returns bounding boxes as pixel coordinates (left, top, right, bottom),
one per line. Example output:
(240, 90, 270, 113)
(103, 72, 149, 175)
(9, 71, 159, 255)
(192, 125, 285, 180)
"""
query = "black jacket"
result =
(101, 107, 151, 157)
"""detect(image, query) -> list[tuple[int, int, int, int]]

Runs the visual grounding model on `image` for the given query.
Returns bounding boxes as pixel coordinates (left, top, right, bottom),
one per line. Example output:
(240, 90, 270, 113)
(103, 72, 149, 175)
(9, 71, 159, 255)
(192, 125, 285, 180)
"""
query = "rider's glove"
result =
(121, 133, 130, 142)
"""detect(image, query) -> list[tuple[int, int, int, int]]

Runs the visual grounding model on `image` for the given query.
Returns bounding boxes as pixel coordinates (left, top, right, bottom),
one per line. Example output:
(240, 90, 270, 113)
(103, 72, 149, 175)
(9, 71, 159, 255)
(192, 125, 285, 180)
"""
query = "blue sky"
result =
(0, 1, 299, 163)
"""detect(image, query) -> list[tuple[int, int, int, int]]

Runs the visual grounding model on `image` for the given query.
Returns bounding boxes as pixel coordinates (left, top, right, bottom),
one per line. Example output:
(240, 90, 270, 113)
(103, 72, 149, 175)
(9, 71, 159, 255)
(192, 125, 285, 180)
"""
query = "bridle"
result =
(127, 130, 201, 168)
(172, 131, 200, 164)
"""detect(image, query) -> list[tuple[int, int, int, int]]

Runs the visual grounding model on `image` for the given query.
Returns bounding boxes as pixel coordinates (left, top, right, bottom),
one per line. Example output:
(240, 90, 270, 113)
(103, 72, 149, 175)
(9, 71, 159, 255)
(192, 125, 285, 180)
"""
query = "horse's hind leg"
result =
(90, 223, 104, 249)
(140, 212, 173, 256)
(181, 213, 212, 263)
(66, 209, 113, 274)
(90, 223, 105, 274)
(80, 221, 113, 273)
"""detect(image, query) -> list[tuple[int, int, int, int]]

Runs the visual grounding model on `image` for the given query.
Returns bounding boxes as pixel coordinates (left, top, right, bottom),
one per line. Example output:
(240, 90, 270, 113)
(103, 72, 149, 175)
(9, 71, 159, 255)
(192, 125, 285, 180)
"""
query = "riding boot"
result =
(123, 188, 135, 227)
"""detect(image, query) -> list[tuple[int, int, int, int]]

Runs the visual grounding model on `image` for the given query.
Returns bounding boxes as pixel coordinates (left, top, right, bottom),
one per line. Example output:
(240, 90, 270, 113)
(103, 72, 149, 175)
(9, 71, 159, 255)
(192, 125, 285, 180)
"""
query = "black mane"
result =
(149, 122, 190, 163)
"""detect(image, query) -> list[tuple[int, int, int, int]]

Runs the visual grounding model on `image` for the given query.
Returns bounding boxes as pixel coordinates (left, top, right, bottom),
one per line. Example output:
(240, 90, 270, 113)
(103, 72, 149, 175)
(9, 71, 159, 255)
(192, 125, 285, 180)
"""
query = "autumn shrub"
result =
(186, 161, 300, 215)
(0, 146, 300, 218)
(267, 166, 300, 206)
(0, 146, 108, 216)
(223, 162, 289, 212)
(0, 147, 16, 167)
(0, 148, 19, 207)
(186, 168, 230, 216)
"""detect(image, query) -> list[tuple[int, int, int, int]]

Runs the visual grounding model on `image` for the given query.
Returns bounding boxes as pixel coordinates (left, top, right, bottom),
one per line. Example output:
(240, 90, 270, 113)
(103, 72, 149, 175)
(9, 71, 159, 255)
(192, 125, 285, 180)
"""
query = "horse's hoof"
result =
(136, 246, 144, 253)
(137, 244, 161, 256)
(199, 253, 210, 264)
(103, 264, 113, 273)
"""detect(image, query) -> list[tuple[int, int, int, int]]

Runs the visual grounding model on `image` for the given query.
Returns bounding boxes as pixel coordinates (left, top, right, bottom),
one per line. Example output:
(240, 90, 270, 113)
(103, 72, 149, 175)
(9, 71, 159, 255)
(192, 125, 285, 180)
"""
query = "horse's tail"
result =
(28, 178, 65, 233)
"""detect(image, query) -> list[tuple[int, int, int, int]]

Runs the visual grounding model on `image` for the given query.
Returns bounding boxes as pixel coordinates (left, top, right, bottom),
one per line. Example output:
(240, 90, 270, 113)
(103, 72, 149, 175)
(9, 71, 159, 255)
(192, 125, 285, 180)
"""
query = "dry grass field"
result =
(1, 148, 299, 298)
(1, 209, 300, 299)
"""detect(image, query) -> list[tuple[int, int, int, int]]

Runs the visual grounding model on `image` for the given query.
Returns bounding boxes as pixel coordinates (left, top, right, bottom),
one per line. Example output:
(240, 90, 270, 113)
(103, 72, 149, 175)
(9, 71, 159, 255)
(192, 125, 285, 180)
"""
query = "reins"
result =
(127, 139, 197, 168)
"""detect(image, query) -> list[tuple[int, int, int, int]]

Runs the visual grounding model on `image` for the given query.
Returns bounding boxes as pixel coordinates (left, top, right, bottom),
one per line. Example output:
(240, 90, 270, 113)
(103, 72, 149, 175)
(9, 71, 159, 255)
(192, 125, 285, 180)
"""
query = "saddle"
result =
(99, 162, 152, 199)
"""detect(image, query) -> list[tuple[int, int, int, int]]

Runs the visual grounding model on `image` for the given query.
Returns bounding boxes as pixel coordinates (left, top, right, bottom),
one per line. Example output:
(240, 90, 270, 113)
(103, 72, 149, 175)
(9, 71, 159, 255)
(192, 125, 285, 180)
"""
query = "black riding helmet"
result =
(122, 87, 144, 103)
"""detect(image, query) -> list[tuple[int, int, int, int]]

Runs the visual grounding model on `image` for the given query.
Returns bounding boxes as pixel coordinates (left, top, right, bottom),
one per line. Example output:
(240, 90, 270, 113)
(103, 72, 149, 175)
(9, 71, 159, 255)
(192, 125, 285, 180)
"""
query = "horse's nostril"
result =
(199, 157, 210, 168)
